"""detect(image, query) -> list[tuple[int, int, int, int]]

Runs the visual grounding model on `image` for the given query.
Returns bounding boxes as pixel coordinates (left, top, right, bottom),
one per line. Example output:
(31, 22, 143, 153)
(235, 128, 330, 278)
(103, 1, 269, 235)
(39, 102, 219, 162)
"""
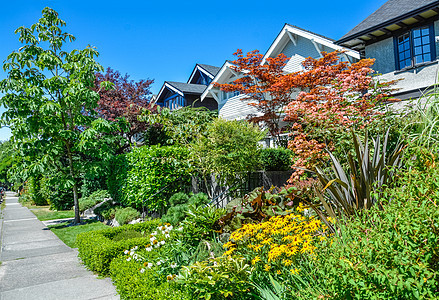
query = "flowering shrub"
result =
(224, 210, 327, 277)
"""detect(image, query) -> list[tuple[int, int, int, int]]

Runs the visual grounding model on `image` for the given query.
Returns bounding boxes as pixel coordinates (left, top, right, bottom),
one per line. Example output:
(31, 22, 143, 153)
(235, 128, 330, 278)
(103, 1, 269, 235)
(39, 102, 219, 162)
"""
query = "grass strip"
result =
(49, 220, 108, 248)
(28, 206, 75, 221)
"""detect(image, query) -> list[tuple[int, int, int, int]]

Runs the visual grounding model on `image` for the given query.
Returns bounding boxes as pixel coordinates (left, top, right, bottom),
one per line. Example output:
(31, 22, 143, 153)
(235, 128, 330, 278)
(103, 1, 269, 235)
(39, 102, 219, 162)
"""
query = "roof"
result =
(262, 23, 360, 64)
(165, 81, 207, 94)
(338, 0, 439, 43)
(285, 23, 335, 42)
(198, 64, 221, 76)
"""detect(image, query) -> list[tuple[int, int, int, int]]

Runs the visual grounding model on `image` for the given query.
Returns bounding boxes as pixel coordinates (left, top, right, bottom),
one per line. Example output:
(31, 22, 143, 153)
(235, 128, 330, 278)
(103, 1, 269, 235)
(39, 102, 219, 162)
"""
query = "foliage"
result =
(311, 130, 405, 231)
(110, 257, 191, 300)
(215, 187, 300, 234)
(21, 176, 47, 206)
(94, 67, 156, 153)
(0, 8, 121, 223)
(216, 50, 398, 180)
(112, 229, 143, 242)
(48, 220, 108, 248)
(141, 106, 217, 146)
(161, 192, 209, 225)
(224, 211, 327, 279)
(93, 200, 120, 220)
(78, 189, 110, 213)
(405, 83, 439, 149)
(259, 148, 292, 171)
(0, 140, 16, 185)
(178, 256, 254, 300)
(191, 118, 265, 189)
(115, 207, 141, 225)
(180, 205, 226, 247)
(108, 145, 191, 211)
(76, 219, 161, 275)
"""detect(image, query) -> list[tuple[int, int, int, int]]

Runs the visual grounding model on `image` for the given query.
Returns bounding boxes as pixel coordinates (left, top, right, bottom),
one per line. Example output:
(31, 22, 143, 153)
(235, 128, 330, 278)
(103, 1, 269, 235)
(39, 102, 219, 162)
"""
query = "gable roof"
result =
(337, 0, 439, 44)
(166, 81, 207, 94)
(198, 64, 221, 77)
(262, 23, 360, 64)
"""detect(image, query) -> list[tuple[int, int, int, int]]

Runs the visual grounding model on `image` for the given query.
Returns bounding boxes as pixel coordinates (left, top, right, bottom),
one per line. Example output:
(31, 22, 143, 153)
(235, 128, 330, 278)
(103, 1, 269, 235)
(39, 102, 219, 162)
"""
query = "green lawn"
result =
(48, 220, 108, 248)
(28, 206, 75, 221)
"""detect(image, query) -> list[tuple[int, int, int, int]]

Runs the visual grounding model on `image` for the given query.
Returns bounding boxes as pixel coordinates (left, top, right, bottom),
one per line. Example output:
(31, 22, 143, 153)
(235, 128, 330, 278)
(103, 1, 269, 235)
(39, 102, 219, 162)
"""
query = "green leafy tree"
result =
(191, 118, 266, 192)
(0, 8, 117, 223)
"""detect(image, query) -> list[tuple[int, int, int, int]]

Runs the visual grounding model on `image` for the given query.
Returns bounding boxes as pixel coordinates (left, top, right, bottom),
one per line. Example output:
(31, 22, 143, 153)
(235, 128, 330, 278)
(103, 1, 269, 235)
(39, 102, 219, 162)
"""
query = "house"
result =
(336, 0, 439, 100)
(200, 24, 360, 121)
(155, 64, 220, 111)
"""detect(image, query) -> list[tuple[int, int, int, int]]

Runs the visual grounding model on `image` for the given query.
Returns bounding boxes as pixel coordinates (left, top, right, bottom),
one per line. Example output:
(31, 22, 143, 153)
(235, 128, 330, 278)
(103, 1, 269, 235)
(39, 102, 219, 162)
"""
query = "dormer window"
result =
(395, 24, 436, 70)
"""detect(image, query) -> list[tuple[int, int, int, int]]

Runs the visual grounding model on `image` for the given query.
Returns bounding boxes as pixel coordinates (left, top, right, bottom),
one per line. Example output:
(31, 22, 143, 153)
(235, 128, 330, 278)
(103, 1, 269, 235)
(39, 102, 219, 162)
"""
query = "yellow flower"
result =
(224, 247, 236, 256)
(290, 268, 300, 275)
(283, 259, 293, 267)
(264, 264, 271, 272)
(251, 256, 261, 265)
(276, 270, 281, 275)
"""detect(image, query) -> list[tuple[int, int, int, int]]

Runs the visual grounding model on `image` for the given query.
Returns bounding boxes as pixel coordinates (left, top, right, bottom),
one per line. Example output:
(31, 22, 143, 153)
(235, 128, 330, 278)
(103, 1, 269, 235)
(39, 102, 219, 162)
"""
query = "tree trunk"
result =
(65, 142, 80, 224)
(72, 181, 80, 224)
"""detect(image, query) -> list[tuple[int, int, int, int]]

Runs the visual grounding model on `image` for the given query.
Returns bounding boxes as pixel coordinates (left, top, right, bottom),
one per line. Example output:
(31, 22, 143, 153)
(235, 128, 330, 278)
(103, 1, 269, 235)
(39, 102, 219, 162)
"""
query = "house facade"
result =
(156, 64, 220, 111)
(201, 24, 360, 120)
(337, 0, 439, 100)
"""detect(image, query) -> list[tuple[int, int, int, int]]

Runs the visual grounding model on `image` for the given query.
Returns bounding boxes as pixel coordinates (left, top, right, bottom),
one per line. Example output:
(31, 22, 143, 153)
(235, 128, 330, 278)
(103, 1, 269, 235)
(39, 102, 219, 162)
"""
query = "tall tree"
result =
(94, 68, 155, 153)
(0, 7, 114, 223)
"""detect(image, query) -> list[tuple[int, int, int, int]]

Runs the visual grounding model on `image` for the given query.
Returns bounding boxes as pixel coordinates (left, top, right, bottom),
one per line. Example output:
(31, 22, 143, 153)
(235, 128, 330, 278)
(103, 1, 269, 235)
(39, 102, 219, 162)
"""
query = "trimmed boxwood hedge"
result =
(77, 219, 161, 275)
(110, 257, 191, 300)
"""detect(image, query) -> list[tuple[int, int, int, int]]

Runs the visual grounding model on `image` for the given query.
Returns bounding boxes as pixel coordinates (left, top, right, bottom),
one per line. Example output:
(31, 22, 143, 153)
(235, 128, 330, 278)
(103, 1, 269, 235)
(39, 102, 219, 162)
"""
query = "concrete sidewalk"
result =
(0, 192, 119, 300)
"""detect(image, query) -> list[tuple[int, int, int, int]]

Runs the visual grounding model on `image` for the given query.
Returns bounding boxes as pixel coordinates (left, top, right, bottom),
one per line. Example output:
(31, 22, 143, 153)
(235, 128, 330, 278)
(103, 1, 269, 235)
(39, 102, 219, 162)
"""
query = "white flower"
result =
(168, 225, 173, 231)
(160, 240, 165, 245)
(147, 263, 153, 268)
(126, 257, 131, 262)
(133, 246, 138, 250)
(145, 247, 152, 252)
(164, 234, 170, 238)
(150, 236, 156, 243)
(177, 227, 183, 231)
(170, 263, 177, 268)
(133, 254, 139, 260)
(157, 261, 161, 266)
(129, 251, 135, 256)
(124, 250, 129, 255)
(140, 268, 145, 273)
(152, 231, 157, 235)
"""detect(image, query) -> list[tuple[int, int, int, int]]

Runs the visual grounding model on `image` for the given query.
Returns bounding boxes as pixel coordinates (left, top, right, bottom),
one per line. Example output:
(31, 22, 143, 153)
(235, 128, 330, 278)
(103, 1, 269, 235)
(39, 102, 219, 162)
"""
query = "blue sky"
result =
(0, 0, 388, 141)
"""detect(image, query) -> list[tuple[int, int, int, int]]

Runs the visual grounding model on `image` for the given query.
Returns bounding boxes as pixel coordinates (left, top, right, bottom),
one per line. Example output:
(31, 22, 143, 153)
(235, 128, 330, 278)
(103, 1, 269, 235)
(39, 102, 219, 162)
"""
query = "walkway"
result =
(0, 192, 119, 300)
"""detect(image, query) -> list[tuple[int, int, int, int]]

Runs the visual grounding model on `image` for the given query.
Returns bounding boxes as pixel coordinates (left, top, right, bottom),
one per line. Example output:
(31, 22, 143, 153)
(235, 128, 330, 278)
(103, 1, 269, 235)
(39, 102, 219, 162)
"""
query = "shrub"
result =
(178, 256, 253, 300)
(94, 201, 120, 220)
(115, 207, 141, 225)
(112, 230, 143, 242)
(79, 190, 111, 213)
(259, 147, 292, 171)
(108, 145, 191, 211)
(162, 192, 209, 225)
(110, 257, 191, 300)
(77, 219, 161, 275)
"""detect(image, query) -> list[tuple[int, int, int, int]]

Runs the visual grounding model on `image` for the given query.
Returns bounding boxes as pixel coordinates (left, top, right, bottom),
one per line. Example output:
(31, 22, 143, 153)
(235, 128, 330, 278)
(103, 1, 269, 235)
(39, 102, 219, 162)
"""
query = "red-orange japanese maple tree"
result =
(214, 50, 291, 145)
(215, 50, 398, 181)
(94, 67, 156, 152)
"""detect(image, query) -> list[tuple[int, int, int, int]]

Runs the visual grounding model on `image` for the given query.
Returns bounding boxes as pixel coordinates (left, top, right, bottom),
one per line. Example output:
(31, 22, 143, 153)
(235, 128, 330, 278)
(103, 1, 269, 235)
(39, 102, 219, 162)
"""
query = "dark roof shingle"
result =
(166, 81, 207, 94)
(198, 64, 221, 76)
(338, 0, 439, 43)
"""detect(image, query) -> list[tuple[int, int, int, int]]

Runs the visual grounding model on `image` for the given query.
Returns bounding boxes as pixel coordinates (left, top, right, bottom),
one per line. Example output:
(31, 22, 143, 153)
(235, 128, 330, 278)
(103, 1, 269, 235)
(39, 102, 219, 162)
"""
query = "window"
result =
(395, 25, 435, 70)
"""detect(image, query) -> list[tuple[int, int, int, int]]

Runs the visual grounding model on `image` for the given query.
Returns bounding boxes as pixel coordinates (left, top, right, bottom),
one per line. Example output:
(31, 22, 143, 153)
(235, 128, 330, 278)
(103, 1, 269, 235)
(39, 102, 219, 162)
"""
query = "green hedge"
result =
(110, 257, 191, 300)
(77, 219, 161, 275)
(107, 145, 191, 211)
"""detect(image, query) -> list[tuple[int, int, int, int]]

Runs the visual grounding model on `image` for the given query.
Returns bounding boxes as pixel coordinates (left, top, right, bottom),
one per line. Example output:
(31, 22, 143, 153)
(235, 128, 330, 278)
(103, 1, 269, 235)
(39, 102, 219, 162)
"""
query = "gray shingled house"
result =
(155, 64, 219, 111)
(337, 0, 439, 100)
